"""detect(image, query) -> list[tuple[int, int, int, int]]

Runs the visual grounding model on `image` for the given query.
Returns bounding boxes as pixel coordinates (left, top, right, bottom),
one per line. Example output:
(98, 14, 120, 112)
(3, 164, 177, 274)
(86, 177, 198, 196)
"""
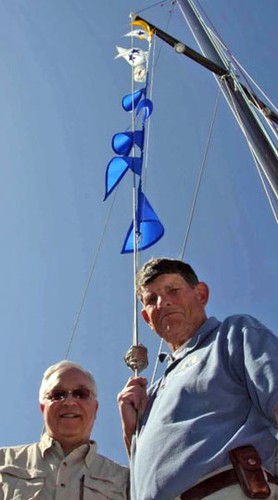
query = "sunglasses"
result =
(45, 388, 93, 402)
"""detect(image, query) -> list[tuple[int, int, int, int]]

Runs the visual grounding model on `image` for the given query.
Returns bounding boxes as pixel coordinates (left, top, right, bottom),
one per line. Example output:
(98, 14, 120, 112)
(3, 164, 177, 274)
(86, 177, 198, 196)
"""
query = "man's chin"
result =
(161, 320, 183, 335)
(57, 425, 82, 438)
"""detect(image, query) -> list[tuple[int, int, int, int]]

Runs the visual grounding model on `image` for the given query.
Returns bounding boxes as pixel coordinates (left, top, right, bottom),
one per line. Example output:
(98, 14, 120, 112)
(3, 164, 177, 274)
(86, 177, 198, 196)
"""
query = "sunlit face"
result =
(40, 367, 98, 453)
(141, 273, 208, 350)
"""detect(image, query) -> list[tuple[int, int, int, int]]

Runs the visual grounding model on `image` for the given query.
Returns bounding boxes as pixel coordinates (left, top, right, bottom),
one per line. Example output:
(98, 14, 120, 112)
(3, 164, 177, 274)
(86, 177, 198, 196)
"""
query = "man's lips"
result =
(60, 413, 81, 419)
(160, 311, 184, 330)
(161, 310, 182, 320)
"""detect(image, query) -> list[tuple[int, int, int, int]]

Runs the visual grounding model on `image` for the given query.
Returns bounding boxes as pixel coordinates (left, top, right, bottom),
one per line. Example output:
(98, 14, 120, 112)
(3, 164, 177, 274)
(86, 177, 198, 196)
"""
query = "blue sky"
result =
(0, 0, 277, 466)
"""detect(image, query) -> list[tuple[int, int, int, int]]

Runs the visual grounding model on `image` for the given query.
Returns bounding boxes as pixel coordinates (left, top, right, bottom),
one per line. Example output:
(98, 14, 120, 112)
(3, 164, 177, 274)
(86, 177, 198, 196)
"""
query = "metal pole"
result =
(177, 0, 278, 201)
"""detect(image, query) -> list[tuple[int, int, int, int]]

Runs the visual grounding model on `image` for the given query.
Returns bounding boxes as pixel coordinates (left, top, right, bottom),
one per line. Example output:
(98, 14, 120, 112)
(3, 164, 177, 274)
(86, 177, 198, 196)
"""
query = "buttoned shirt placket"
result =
(42, 440, 90, 500)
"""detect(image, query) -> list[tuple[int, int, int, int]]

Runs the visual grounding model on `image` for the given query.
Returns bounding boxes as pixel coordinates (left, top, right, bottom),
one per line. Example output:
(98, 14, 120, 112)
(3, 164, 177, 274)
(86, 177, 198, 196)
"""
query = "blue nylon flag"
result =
(136, 98, 153, 123)
(112, 130, 144, 156)
(122, 88, 146, 112)
(121, 187, 164, 253)
(104, 156, 143, 200)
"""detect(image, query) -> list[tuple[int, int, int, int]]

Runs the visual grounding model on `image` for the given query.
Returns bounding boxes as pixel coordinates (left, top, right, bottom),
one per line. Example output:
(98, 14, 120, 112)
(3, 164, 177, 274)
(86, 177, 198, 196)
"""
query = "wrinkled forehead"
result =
(142, 273, 189, 298)
(46, 368, 93, 392)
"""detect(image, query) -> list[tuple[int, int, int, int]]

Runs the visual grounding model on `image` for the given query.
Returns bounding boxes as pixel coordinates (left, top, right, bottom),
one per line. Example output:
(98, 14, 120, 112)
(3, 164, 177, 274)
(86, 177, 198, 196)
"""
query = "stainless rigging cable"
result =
(151, 89, 221, 383)
(221, 76, 278, 221)
(192, 4, 278, 126)
(137, 0, 176, 15)
(64, 190, 117, 359)
(206, 28, 278, 139)
(179, 88, 221, 261)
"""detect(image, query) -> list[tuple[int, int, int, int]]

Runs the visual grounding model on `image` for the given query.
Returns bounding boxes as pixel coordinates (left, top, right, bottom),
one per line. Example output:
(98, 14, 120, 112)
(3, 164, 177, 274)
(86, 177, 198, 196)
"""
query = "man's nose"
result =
(62, 394, 78, 404)
(157, 294, 171, 307)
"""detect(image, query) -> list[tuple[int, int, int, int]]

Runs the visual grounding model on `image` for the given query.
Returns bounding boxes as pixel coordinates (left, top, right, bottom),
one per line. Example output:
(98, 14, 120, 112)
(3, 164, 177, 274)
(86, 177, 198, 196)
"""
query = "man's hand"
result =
(117, 377, 148, 456)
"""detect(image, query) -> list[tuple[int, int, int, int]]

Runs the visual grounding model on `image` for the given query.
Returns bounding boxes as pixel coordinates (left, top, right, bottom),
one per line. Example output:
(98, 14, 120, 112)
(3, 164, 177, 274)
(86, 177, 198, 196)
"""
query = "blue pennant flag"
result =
(104, 25, 164, 254)
(121, 187, 164, 253)
(136, 98, 153, 123)
(122, 88, 146, 112)
(112, 130, 144, 156)
(104, 156, 143, 200)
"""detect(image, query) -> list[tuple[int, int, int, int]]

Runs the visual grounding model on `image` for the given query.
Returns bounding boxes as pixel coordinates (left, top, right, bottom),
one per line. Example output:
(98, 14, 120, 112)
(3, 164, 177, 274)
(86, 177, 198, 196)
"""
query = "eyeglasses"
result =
(45, 388, 93, 402)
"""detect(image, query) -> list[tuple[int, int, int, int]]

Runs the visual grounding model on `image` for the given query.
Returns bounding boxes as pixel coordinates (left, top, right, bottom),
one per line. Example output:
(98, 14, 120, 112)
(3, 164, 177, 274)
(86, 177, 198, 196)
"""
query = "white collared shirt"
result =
(0, 433, 129, 499)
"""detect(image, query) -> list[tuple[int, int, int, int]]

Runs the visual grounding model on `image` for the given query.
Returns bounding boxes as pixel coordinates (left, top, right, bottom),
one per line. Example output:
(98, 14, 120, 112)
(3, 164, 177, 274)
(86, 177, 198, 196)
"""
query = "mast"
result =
(177, 0, 278, 205)
(135, 1, 278, 215)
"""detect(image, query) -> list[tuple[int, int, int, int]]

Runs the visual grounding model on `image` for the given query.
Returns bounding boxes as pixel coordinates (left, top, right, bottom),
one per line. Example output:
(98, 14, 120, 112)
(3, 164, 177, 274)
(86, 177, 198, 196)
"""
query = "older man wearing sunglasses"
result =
(0, 360, 129, 499)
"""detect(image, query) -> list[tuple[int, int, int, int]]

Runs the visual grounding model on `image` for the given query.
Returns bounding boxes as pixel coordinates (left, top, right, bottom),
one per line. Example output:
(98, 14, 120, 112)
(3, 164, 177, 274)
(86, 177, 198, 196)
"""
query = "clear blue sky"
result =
(0, 0, 277, 466)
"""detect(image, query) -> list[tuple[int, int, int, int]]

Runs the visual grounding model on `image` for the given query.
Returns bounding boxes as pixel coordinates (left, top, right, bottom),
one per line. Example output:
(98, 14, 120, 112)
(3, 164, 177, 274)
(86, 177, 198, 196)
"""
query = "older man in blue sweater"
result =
(118, 258, 278, 500)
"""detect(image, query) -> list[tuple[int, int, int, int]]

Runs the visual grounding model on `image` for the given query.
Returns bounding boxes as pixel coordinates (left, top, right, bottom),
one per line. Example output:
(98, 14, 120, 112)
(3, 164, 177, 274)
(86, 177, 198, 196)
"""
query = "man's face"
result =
(40, 367, 98, 453)
(141, 273, 208, 350)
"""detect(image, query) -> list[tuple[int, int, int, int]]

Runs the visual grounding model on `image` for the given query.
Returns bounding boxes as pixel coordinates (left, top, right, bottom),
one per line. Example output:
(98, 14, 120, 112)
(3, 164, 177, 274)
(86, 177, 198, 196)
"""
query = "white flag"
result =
(124, 29, 151, 41)
(115, 46, 148, 67)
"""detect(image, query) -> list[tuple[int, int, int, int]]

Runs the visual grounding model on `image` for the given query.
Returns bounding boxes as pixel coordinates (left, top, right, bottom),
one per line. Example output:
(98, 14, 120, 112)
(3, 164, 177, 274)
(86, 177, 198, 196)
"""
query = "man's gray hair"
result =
(39, 360, 97, 403)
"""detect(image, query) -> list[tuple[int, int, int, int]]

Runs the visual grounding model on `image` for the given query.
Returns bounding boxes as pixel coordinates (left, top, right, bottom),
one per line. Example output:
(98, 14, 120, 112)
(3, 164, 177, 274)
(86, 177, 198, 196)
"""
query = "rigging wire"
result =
(179, 0, 278, 219)
(206, 30, 278, 138)
(193, 4, 278, 123)
(221, 76, 278, 220)
(249, 149, 278, 224)
(132, 0, 177, 201)
(129, 23, 139, 353)
(137, 0, 277, 384)
(230, 57, 278, 116)
(141, 34, 157, 197)
(64, 190, 118, 359)
(150, 337, 164, 385)
(181, 0, 278, 134)
(128, 5, 176, 358)
(136, 0, 177, 195)
(132, 4, 177, 378)
(179, 88, 221, 261)
(63, 12, 164, 363)
(152, 2, 177, 74)
(221, 69, 278, 201)
(137, 0, 176, 15)
(150, 88, 222, 383)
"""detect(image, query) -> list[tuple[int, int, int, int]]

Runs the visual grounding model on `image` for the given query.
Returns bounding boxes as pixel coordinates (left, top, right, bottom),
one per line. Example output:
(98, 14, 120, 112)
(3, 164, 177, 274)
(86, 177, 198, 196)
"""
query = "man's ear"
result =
(94, 400, 99, 418)
(40, 403, 45, 414)
(195, 282, 209, 306)
(141, 308, 154, 330)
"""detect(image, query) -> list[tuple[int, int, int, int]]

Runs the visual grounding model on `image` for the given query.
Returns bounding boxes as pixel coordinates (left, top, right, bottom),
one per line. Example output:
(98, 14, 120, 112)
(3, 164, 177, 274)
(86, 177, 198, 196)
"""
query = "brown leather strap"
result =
(229, 445, 271, 498)
(266, 471, 278, 486)
(180, 469, 278, 500)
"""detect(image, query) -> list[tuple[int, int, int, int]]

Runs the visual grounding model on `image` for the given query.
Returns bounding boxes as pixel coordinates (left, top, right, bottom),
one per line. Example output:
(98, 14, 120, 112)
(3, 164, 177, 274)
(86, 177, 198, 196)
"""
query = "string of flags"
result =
(104, 19, 164, 254)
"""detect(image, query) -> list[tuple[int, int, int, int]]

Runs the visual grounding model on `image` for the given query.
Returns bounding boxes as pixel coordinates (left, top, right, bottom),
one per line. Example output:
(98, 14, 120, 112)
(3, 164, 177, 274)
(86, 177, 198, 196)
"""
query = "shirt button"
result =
(63, 462, 67, 466)
(61, 483, 66, 487)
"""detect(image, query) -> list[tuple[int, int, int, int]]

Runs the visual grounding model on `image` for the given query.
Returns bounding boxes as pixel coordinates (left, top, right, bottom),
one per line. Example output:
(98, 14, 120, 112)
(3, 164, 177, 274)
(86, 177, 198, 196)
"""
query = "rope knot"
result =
(124, 344, 148, 373)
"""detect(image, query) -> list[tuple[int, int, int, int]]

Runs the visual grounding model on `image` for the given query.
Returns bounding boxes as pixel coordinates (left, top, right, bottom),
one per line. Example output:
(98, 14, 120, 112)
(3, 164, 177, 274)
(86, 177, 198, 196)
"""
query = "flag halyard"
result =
(104, 19, 164, 253)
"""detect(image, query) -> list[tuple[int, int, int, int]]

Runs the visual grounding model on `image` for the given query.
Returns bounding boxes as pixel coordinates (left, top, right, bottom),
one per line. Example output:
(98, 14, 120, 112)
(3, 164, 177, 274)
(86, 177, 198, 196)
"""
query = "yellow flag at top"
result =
(130, 19, 153, 41)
